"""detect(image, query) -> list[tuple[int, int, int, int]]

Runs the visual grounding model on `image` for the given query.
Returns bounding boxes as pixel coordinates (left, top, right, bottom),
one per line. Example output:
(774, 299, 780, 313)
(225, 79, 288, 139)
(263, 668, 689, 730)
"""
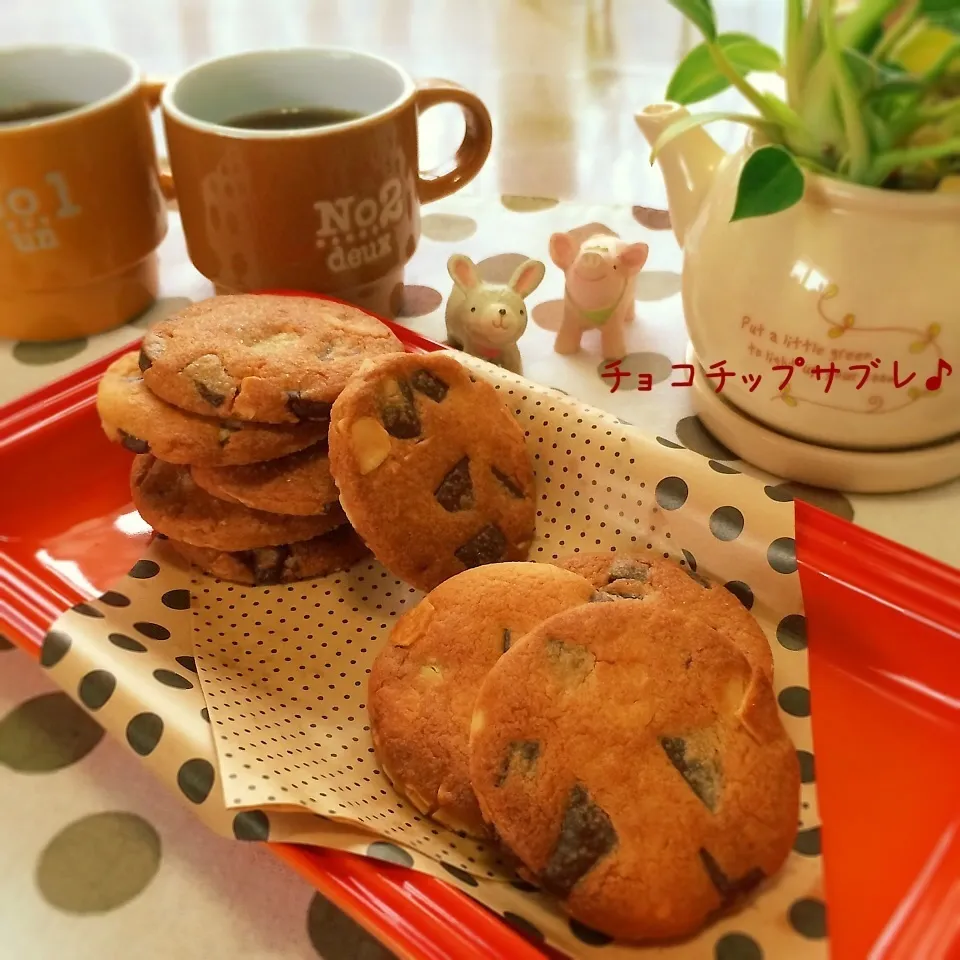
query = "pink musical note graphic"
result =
(925, 358, 953, 392)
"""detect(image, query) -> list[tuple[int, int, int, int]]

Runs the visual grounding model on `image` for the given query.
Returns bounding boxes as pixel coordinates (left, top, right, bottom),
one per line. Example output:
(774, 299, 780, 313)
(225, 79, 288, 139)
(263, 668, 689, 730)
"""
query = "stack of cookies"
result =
(96, 294, 406, 585)
(369, 554, 799, 943)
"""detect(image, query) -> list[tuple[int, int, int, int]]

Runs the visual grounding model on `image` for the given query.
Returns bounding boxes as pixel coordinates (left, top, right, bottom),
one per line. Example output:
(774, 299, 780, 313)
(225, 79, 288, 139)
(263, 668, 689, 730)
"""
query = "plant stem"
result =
(785, 0, 806, 107)
(820, 0, 873, 179)
(707, 43, 783, 120)
(869, 136, 960, 180)
(836, 0, 904, 51)
(872, 0, 919, 62)
(920, 40, 960, 89)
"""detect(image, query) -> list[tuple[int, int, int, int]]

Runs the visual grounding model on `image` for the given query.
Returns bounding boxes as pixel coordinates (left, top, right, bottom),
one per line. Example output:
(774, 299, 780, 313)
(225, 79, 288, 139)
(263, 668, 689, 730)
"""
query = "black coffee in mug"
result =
(223, 105, 364, 130)
(0, 100, 83, 124)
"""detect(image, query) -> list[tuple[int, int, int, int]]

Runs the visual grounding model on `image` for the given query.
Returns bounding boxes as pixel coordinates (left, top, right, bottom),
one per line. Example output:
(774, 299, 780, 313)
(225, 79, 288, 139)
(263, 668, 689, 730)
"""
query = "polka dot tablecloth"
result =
(0, 193, 949, 959)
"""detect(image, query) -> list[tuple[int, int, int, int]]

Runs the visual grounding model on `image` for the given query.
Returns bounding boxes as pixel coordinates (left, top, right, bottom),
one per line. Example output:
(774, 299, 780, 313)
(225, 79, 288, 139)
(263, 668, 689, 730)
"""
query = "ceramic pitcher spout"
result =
(635, 103, 727, 247)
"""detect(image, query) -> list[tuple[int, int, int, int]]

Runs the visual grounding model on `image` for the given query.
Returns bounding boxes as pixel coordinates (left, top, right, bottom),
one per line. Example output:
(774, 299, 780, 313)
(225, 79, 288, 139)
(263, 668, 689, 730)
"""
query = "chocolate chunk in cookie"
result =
(140, 294, 403, 422)
(368, 563, 594, 838)
(469, 600, 799, 941)
(328, 353, 536, 592)
(97, 353, 326, 467)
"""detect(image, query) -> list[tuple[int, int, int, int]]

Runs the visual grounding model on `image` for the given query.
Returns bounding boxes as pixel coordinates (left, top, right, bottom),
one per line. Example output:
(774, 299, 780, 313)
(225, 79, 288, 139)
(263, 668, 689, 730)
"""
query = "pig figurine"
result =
(548, 231, 649, 358)
(445, 253, 546, 375)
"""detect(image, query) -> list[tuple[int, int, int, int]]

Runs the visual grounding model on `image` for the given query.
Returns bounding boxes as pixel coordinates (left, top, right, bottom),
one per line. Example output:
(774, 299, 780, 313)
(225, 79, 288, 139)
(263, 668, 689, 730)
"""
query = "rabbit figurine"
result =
(445, 254, 545, 374)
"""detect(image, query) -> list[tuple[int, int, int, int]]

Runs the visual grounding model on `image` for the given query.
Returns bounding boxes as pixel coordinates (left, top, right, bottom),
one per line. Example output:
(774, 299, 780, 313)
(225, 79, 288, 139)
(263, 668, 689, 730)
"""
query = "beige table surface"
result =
(0, 2, 956, 959)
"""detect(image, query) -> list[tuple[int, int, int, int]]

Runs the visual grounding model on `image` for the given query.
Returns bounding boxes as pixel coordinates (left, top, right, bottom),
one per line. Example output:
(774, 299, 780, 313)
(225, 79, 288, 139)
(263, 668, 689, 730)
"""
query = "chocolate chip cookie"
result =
(557, 552, 774, 680)
(469, 601, 799, 942)
(166, 526, 369, 585)
(131, 455, 347, 551)
(191, 445, 340, 517)
(98, 353, 327, 466)
(369, 563, 595, 838)
(139, 294, 404, 423)
(327, 352, 536, 592)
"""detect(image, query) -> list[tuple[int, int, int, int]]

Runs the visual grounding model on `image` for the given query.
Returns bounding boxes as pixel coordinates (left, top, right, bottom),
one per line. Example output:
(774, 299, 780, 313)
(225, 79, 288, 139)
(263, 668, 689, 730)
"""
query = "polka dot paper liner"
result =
(37, 355, 826, 958)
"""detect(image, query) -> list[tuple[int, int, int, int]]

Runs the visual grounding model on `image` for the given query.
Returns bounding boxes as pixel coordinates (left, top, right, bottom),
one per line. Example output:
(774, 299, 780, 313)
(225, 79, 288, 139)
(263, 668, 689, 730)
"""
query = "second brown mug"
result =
(159, 47, 492, 317)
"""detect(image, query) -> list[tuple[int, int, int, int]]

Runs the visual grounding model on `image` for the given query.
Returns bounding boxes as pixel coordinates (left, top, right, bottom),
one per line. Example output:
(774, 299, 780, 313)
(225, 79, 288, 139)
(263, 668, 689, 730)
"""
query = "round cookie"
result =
(139, 294, 404, 423)
(469, 601, 799, 942)
(131, 455, 347, 551)
(328, 352, 536, 592)
(166, 526, 370, 585)
(191, 445, 340, 517)
(369, 563, 595, 838)
(97, 353, 327, 466)
(557, 552, 774, 680)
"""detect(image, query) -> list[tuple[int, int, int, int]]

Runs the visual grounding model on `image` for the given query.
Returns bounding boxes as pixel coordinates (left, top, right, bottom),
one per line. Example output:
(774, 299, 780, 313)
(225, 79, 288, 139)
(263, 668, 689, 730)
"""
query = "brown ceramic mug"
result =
(160, 47, 493, 316)
(0, 45, 168, 341)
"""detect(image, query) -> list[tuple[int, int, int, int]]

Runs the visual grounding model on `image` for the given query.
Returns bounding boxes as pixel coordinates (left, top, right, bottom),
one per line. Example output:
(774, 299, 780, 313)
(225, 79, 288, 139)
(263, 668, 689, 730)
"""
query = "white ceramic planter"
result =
(636, 103, 960, 453)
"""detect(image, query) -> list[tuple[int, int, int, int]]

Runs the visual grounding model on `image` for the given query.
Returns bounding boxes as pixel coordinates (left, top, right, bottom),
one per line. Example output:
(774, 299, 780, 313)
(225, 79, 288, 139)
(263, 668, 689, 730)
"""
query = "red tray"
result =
(1, 298, 958, 960)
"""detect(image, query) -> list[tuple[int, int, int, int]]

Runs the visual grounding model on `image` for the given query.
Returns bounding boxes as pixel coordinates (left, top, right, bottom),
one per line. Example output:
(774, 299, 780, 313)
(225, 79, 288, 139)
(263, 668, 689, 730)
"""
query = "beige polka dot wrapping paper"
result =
(39, 354, 826, 959)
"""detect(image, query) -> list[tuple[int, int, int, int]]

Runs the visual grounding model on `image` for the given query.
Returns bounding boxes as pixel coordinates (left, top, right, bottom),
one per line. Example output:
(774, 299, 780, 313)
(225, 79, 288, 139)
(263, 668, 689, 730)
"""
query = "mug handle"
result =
(140, 78, 177, 203)
(414, 80, 493, 204)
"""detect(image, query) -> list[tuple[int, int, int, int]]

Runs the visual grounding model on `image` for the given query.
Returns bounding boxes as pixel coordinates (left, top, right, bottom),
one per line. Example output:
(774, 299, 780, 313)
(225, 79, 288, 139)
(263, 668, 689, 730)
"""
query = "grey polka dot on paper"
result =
(176, 655, 198, 673)
(794, 825, 822, 857)
(78, 670, 116, 710)
(708, 460, 740, 475)
(108, 633, 147, 653)
(161, 589, 191, 610)
(72, 603, 103, 619)
(153, 669, 193, 690)
(797, 749, 815, 783)
(709, 506, 744, 541)
(681, 548, 698, 571)
(724, 581, 754, 610)
(0, 634, 12, 651)
(98, 591, 130, 608)
(177, 758, 215, 804)
(232, 810, 270, 841)
(768, 537, 798, 574)
(789, 898, 828, 938)
(531, 299, 564, 332)
(39, 630, 71, 668)
(439, 861, 479, 887)
(714, 931, 764, 960)
(36, 812, 160, 914)
(128, 559, 160, 579)
(365, 841, 414, 867)
(569, 918, 613, 946)
(764, 481, 855, 521)
(126, 713, 163, 756)
(502, 912, 546, 944)
(12, 338, 88, 366)
(134, 621, 171, 641)
(307, 892, 395, 960)
(0, 692, 103, 772)
(200, 707, 210, 724)
(655, 476, 688, 510)
(779, 686, 811, 717)
(777, 614, 807, 650)
(631, 205, 672, 231)
(676, 416, 736, 460)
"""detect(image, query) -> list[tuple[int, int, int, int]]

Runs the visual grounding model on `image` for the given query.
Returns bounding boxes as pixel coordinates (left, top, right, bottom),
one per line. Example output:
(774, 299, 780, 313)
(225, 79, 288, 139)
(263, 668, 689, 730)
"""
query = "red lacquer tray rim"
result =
(2, 290, 958, 959)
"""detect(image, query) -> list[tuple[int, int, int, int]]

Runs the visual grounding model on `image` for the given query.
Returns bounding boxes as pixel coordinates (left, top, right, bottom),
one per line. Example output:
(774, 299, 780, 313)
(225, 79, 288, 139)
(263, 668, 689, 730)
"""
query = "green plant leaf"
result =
(667, 0, 718, 42)
(666, 33, 782, 104)
(649, 111, 777, 162)
(730, 145, 806, 221)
